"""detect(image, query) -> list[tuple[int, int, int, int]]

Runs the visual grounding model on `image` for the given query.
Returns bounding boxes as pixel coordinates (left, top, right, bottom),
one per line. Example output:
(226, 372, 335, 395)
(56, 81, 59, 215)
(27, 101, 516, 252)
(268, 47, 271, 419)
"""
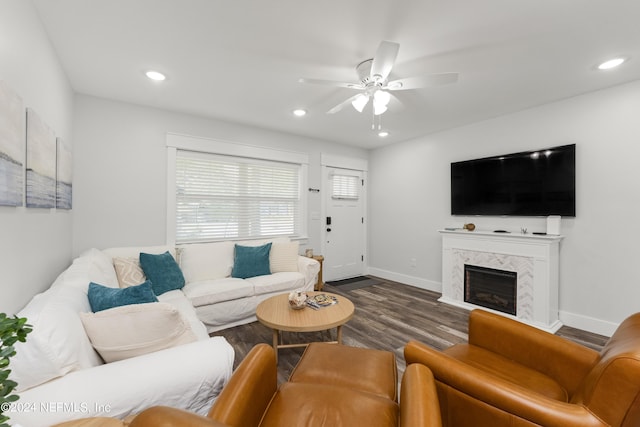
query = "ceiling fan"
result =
(300, 41, 459, 119)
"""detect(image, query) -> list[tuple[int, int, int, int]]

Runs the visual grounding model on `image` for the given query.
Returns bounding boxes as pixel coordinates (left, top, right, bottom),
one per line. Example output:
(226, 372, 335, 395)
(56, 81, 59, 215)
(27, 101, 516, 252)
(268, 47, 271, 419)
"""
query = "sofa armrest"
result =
(297, 255, 320, 289)
(467, 310, 600, 394)
(208, 344, 277, 427)
(12, 338, 234, 427)
(400, 364, 442, 427)
(131, 406, 229, 427)
(404, 341, 607, 427)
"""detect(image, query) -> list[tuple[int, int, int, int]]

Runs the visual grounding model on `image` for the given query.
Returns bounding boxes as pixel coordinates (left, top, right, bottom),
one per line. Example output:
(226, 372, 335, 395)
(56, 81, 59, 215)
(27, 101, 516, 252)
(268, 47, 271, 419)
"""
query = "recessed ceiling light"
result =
(146, 70, 166, 81)
(378, 131, 389, 137)
(292, 109, 307, 117)
(597, 57, 626, 70)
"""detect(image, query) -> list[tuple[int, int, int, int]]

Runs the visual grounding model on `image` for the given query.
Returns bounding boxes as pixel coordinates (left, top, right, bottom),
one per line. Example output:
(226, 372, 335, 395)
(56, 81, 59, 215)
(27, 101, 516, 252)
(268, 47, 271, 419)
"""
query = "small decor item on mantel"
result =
(288, 290, 308, 310)
(463, 223, 476, 231)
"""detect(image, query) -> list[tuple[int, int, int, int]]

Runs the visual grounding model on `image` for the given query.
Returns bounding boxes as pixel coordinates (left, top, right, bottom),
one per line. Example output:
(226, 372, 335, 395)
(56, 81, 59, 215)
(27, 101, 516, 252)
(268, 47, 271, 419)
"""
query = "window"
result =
(331, 174, 360, 200)
(172, 147, 305, 244)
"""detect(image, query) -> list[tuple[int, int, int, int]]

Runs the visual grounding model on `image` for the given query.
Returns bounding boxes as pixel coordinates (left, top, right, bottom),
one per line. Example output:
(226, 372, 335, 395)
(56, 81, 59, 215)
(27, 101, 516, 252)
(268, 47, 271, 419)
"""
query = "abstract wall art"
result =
(0, 81, 25, 206)
(56, 137, 72, 209)
(26, 108, 56, 208)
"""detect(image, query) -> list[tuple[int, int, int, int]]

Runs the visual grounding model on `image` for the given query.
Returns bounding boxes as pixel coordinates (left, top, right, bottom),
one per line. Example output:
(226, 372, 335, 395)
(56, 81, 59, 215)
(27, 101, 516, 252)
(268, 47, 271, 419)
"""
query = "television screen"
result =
(451, 144, 575, 217)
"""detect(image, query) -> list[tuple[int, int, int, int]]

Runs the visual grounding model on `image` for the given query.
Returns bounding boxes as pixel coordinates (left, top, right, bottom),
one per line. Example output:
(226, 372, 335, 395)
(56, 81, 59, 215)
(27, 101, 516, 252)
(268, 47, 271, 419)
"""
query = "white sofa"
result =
(9, 239, 319, 427)
(175, 239, 319, 332)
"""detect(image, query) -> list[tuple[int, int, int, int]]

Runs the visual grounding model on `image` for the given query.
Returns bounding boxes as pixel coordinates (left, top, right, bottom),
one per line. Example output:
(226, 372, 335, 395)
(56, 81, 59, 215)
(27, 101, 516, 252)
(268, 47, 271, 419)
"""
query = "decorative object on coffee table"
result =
(288, 290, 308, 310)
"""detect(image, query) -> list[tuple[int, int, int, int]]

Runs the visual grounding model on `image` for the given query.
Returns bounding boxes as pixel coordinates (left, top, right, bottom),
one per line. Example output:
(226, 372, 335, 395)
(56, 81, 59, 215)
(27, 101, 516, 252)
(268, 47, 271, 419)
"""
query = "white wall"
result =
(72, 95, 368, 257)
(0, 1, 75, 315)
(369, 79, 640, 336)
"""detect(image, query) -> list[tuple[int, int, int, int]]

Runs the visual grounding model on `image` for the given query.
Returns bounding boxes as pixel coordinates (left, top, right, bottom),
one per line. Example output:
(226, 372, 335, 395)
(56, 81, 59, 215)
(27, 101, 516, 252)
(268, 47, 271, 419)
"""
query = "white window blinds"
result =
(332, 174, 360, 200)
(175, 150, 302, 243)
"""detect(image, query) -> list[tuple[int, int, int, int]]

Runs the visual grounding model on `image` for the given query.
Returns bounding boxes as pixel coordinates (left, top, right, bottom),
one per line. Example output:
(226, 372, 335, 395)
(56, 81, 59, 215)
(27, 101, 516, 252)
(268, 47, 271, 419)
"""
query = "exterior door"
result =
(323, 167, 365, 281)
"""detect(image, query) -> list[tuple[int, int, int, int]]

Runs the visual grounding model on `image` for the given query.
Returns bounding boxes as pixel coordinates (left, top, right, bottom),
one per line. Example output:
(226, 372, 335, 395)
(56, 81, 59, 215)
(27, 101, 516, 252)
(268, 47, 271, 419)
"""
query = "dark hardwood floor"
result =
(211, 277, 609, 384)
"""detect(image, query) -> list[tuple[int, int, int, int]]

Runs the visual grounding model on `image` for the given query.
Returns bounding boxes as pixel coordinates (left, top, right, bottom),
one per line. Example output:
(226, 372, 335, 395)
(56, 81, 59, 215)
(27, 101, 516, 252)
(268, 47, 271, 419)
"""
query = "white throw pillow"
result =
(12, 286, 103, 392)
(179, 241, 235, 283)
(80, 303, 198, 363)
(113, 257, 146, 288)
(270, 241, 300, 272)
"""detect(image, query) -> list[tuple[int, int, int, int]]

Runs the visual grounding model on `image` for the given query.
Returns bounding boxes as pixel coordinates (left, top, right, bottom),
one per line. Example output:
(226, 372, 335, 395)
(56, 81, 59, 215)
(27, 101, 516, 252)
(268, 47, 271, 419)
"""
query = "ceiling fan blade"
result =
(370, 41, 399, 81)
(327, 93, 367, 114)
(298, 78, 363, 90)
(386, 72, 459, 91)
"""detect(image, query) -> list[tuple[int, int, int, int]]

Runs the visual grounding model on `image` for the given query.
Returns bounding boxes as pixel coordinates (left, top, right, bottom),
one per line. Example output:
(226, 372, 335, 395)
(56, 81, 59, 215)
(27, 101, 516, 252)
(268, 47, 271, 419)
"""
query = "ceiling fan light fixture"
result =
(374, 90, 391, 106)
(351, 94, 370, 113)
(373, 90, 391, 115)
(373, 103, 388, 115)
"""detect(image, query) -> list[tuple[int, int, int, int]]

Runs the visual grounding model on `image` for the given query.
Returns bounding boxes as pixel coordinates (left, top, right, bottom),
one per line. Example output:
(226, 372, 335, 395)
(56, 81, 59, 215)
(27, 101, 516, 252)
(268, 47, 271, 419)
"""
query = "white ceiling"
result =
(32, 0, 640, 149)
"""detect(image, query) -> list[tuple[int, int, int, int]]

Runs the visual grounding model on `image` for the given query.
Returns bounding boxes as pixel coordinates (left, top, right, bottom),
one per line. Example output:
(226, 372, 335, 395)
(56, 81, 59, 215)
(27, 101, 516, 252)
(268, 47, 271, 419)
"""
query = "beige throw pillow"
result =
(79, 302, 198, 363)
(113, 257, 146, 288)
(270, 241, 300, 273)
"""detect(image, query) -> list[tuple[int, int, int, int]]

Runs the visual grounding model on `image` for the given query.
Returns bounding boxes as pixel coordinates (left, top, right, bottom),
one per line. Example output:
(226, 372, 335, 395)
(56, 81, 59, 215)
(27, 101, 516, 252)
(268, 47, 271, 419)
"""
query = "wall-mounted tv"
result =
(451, 144, 575, 217)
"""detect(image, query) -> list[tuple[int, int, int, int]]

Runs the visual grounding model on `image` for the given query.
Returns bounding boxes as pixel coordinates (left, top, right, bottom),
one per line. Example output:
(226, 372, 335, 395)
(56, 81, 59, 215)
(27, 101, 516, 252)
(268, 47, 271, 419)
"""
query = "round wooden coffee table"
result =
(256, 291, 355, 362)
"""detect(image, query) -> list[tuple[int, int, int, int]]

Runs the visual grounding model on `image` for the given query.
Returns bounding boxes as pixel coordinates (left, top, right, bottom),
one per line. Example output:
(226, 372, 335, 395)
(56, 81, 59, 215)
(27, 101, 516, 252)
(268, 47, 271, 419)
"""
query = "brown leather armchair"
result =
(405, 309, 640, 427)
(131, 343, 442, 427)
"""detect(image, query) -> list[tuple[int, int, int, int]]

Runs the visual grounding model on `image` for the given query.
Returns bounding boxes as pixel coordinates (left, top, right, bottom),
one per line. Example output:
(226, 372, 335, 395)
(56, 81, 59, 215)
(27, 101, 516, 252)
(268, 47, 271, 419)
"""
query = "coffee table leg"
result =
(337, 325, 343, 344)
(272, 329, 279, 363)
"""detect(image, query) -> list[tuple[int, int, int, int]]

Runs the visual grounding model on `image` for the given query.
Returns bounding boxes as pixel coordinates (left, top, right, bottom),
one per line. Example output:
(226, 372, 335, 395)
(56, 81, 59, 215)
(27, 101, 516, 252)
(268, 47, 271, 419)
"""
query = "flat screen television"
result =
(451, 144, 575, 217)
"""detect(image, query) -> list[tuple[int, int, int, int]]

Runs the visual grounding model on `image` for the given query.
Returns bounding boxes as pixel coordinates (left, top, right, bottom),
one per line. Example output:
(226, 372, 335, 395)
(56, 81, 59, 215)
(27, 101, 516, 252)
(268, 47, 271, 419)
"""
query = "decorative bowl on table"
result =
(288, 290, 308, 310)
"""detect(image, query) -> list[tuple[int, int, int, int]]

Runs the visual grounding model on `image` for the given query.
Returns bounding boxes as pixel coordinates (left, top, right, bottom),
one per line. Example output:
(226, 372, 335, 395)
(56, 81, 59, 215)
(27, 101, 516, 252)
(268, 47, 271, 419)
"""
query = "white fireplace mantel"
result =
(439, 229, 563, 332)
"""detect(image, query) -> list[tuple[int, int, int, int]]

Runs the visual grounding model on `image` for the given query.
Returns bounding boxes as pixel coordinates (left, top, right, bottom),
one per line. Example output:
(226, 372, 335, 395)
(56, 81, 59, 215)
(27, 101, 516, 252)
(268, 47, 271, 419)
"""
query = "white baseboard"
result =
(366, 267, 441, 293)
(559, 310, 618, 337)
(367, 266, 618, 337)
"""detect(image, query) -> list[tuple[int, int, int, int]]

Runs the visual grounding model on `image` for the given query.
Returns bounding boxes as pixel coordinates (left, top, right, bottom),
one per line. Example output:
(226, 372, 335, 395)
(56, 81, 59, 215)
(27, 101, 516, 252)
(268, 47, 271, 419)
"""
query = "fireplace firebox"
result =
(464, 264, 517, 315)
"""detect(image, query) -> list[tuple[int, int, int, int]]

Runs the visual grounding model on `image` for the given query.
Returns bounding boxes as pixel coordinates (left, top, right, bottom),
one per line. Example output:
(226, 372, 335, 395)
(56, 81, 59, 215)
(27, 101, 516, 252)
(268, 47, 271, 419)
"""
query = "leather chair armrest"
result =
(467, 310, 600, 394)
(400, 364, 442, 427)
(207, 343, 278, 427)
(404, 341, 607, 427)
(130, 406, 229, 427)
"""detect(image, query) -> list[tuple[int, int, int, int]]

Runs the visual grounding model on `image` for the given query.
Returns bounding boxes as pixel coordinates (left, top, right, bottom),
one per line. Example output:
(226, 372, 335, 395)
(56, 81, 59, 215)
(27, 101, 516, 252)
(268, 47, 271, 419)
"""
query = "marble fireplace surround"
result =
(439, 229, 563, 332)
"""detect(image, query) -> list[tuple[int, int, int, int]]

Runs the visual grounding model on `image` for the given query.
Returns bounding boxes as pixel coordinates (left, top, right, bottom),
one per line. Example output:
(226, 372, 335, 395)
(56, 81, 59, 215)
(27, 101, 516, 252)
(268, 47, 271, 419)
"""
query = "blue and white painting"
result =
(56, 137, 72, 209)
(26, 108, 56, 208)
(0, 81, 24, 206)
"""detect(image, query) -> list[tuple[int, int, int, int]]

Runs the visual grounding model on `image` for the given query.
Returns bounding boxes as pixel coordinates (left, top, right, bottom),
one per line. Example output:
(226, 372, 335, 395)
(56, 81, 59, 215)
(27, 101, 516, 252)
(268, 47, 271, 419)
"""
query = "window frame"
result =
(166, 133, 308, 245)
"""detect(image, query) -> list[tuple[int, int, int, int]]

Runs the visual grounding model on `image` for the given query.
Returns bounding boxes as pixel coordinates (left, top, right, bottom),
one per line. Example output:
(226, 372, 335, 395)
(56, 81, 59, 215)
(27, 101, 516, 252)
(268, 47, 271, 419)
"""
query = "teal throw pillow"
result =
(231, 243, 272, 279)
(88, 281, 158, 312)
(139, 251, 186, 296)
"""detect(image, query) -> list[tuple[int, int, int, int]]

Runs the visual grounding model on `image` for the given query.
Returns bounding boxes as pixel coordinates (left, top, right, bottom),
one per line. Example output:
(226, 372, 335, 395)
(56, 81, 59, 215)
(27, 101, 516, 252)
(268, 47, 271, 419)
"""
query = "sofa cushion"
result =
(195, 296, 259, 331)
(270, 241, 299, 273)
(113, 257, 146, 288)
(139, 251, 185, 295)
(51, 248, 120, 292)
(261, 382, 399, 427)
(88, 281, 158, 312)
(231, 243, 272, 279)
(79, 302, 198, 363)
(247, 272, 306, 296)
(179, 241, 235, 283)
(183, 278, 254, 307)
(12, 286, 103, 392)
(157, 290, 209, 340)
